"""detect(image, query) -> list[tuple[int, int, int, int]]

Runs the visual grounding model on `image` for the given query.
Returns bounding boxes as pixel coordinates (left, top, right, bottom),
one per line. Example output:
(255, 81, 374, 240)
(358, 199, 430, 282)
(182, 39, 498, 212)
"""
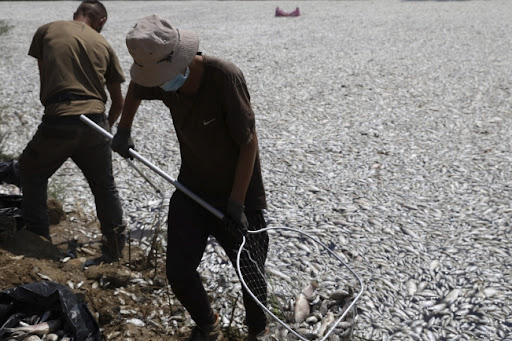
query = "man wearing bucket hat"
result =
(112, 14, 268, 341)
(19, 0, 127, 261)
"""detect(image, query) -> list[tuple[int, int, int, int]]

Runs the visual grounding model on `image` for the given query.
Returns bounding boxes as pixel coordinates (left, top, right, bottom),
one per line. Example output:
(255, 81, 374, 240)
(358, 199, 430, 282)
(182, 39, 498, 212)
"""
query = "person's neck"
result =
(73, 14, 103, 33)
(178, 55, 204, 95)
(74, 14, 92, 27)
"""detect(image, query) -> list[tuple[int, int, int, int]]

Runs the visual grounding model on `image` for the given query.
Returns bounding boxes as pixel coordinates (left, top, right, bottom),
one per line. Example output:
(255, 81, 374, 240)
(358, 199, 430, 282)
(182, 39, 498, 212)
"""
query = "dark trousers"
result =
(166, 190, 269, 335)
(19, 114, 125, 239)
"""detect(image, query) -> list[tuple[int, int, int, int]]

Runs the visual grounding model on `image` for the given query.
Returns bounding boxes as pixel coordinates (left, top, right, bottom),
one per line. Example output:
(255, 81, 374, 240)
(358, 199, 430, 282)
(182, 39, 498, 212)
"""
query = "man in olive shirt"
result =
(19, 0, 127, 260)
(112, 15, 269, 341)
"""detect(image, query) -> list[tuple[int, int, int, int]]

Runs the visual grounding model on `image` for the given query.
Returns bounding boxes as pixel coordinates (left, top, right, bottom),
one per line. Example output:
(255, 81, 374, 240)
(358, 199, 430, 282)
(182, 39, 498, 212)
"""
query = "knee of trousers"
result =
(166, 273, 202, 296)
(166, 262, 199, 288)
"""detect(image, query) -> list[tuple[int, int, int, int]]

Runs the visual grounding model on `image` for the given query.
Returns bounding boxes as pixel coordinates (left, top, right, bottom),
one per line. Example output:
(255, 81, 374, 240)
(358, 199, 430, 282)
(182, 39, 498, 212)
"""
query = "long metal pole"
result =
(80, 115, 225, 220)
(125, 158, 162, 195)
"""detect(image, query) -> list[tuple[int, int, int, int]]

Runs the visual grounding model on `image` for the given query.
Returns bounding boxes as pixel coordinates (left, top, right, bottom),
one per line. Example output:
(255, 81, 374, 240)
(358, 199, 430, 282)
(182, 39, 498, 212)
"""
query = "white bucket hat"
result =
(126, 14, 199, 87)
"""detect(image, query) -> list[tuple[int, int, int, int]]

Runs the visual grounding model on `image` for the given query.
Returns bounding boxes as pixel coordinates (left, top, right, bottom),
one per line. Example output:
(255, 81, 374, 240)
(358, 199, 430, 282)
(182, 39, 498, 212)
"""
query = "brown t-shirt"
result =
(133, 56, 266, 210)
(28, 20, 125, 116)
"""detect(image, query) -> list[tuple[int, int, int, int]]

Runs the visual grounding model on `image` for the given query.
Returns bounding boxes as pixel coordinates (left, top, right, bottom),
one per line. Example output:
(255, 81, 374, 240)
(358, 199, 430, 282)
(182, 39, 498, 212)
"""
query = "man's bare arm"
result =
(117, 81, 141, 129)
(230, 132, 258, 205)
(106, 82, 124, 127)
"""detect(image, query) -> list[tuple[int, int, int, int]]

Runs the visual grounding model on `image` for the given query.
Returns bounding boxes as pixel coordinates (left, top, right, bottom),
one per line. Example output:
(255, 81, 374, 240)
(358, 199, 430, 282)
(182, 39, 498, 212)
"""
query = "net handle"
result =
(80, 115, 225, 220)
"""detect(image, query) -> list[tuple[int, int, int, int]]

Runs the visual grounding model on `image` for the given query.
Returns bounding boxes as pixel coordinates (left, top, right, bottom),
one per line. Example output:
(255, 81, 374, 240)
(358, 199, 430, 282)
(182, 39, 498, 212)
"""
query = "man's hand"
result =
(111, 126, 134, 159)
(224, 198, 248, 239)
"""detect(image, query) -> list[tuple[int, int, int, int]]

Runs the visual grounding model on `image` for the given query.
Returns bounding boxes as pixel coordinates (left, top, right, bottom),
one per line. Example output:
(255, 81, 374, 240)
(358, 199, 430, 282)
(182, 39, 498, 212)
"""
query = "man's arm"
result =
(110, 81, 141, 159)
(117, 81, 141, 129)
(230, 132, 259, 205)
(106, 82, 124, 127)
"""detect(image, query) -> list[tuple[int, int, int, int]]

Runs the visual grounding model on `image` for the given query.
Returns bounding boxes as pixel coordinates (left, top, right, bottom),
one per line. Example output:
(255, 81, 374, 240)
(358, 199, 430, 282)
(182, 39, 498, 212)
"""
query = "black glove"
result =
(223, 198, 248, 240)
(111, 126, 134, 159)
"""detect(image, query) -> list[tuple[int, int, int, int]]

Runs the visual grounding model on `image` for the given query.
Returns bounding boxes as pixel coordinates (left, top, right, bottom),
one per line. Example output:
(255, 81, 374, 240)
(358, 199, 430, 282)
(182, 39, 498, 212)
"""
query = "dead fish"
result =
(5, 319, 62, 336)
(36, 273, 52, 281)
(329, 289, 350, 301)
(44, 334, 59, 341)
(317, 311, 335, 337)
(126, 318, 145, 327)
(429, 259, 440, 271)
(22, 336, 41, 341)
(294, 295, 310, 324)
(405, 279, 417, 296)
(294, 281, 318, 323)
(443, 288, 460, 305)
(266, 267, 292, 281)
(301, 280, 318, 299)
(482, 287, 498, 298)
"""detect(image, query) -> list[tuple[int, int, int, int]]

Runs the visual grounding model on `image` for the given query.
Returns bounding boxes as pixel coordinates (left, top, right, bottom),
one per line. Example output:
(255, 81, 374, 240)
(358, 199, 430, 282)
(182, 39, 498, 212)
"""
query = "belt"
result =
(45, 92, 101, 106)
(42, 113, 105, 124)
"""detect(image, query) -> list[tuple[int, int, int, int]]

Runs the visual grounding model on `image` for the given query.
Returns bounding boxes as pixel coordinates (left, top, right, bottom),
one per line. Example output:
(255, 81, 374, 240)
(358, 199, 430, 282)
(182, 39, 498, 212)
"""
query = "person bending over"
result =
(112, 14, 269, 341)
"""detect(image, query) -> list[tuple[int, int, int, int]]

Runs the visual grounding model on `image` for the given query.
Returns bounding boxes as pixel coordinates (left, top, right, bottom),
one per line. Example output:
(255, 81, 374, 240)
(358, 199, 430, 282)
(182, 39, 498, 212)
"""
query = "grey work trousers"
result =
(19, 114, 125, 239)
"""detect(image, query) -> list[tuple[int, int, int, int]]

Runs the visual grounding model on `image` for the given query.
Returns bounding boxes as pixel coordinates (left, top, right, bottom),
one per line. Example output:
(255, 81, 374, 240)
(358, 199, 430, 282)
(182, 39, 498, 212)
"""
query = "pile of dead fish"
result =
(275, 280, 357, 340)
(200, 227, 362, 340)
(1, 1, 512, 340)
(3, 312, 70, 341)
(257, 231, 360, 340)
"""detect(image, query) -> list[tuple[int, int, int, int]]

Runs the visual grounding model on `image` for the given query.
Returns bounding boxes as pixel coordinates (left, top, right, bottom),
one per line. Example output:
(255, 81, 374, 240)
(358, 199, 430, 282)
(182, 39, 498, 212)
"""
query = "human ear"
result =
(96, 17, 107, 33)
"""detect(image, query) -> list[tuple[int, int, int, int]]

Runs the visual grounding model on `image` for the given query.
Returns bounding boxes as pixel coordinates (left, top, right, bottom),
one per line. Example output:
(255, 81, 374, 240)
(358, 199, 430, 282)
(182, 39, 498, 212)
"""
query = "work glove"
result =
(111, 126, 135, 159)
(223, 198, 249, 242)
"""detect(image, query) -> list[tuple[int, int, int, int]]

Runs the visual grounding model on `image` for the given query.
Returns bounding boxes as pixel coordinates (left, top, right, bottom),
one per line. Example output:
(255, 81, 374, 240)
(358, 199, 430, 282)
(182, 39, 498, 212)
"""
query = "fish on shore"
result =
(294, 280, 319, 323)
(5, 319, 62, 336)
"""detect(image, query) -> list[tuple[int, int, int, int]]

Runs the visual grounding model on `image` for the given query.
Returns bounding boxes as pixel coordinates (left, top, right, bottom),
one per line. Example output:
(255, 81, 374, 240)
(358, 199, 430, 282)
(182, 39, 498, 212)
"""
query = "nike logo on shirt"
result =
(203, 118, 216, 126)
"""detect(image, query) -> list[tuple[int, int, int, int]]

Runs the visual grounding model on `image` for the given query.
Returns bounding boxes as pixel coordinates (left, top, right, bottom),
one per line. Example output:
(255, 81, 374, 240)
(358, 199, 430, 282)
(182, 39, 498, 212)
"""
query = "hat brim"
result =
(130, 29, 199, 88)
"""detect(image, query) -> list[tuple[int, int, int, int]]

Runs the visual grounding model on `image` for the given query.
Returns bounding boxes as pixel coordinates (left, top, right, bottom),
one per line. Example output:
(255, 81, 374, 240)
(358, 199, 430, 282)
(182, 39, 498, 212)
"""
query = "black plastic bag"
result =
(0, 194, 24, 230)
(0, 160, 20, 187)
(0, 194, 22, 210)
(0, 281, 100, 341)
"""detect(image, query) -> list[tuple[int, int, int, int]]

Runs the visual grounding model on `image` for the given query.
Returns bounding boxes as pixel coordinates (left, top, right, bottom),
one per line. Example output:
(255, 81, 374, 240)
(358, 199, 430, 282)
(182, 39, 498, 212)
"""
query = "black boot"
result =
(101, 228, 126, 261)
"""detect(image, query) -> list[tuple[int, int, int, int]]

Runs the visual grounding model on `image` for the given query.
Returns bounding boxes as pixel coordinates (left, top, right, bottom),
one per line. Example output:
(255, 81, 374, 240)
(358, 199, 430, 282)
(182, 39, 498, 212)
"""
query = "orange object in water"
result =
(275, 7, 300, 17)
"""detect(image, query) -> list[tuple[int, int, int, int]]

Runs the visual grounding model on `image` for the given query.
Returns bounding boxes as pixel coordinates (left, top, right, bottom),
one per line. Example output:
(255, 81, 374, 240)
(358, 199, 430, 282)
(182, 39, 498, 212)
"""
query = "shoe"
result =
(101, 230, 126, 261)
(246, 327, 268, 340)
(187, 313, 223, 341)
(25, 226, 52, 243)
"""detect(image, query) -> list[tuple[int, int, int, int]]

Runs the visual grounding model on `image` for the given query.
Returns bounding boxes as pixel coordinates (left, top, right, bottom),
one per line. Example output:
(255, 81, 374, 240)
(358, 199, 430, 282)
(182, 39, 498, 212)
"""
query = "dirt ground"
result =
(0, 206, 245, 341)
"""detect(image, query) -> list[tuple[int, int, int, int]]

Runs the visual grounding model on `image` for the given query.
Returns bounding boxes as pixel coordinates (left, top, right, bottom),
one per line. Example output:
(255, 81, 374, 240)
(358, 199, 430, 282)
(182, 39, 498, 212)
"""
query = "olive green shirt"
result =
(28, 20, 125, 116)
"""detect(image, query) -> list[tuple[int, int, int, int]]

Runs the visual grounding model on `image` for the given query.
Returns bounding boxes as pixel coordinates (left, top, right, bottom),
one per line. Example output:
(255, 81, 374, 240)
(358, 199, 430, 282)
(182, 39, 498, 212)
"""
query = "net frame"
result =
(236, 226, 364, 341)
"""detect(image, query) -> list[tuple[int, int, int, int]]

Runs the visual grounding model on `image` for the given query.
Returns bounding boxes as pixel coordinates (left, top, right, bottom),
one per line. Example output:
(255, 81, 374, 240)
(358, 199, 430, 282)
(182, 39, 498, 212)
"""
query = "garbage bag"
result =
(0, 159, 23, 227)
(0, 281, 100, 341)
(0, 194, 22, 210)
(0, 194, 24, 230)
(0, 160, 20, 187)
(0, 207, 21, 217)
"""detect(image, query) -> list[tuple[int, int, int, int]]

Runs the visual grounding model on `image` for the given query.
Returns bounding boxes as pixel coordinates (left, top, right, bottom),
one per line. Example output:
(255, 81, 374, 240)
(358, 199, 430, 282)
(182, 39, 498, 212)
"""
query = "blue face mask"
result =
(159, 67, 190, 92)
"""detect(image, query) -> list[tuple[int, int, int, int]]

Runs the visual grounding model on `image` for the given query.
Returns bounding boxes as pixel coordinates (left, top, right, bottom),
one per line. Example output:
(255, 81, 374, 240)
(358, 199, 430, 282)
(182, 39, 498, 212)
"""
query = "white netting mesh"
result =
(237, 227, 363, 341)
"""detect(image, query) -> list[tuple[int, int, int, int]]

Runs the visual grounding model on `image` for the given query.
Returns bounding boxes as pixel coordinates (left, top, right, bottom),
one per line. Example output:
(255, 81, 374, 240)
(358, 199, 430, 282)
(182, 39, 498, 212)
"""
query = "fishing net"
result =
(237, 227, 364, 341)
